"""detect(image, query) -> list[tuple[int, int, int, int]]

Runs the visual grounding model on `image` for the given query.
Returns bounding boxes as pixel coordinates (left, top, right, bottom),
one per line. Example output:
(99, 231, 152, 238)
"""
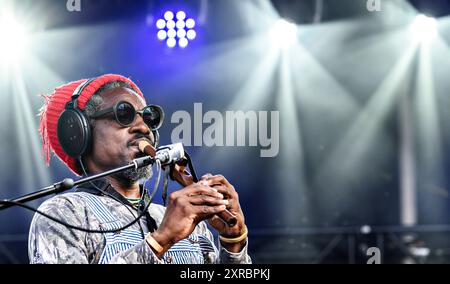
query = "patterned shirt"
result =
(28, 179, 251, 264)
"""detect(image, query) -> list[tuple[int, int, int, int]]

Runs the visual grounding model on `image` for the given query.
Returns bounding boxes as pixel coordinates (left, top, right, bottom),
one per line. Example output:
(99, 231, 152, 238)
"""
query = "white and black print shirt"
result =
(28, 180, 251, 264)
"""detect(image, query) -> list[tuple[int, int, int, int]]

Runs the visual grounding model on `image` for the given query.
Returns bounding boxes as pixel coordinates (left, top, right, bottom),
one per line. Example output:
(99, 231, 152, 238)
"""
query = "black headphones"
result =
(57, 78, 159, 159)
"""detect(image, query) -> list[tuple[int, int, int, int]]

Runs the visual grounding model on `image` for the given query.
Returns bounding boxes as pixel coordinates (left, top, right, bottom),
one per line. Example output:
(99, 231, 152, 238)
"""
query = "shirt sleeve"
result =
(107, 240, 164, 264)
(196, 221, 252, 264)
(28, 196, 91, 264)
(218, 239, 252, 264)
(109, 222, 253, 264)
(28, 195, 164, 264)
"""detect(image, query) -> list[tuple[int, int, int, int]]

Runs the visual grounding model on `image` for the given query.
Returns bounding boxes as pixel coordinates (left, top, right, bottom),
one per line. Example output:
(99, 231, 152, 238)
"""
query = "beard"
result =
(119, 165, 153, 182)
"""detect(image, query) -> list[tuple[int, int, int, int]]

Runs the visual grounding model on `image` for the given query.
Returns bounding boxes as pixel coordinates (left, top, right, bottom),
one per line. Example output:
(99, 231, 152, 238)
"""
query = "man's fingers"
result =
(194, 204, 227, 216)
(189, 195, 229, 206)
(183, 184, 224, 199)
(201, 173, 213, 180)
(210, 184, 238, 200)
(202, 174, 233, 189)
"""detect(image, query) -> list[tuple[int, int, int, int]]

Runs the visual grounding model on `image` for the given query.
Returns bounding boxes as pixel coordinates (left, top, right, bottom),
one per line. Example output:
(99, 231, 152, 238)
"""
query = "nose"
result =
(129, 112, 152, 138)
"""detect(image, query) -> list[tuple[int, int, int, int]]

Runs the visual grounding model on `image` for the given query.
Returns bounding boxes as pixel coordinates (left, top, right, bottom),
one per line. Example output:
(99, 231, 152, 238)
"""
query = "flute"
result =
(139, 141, 237, 227)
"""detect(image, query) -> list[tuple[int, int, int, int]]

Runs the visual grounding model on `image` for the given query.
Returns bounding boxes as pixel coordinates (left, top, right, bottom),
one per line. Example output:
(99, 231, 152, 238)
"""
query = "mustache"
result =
(127, 134, 154, 147)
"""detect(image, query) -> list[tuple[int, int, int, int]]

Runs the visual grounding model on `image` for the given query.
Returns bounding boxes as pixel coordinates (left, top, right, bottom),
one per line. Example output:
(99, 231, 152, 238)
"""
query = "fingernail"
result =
(222, 200, 229, 205)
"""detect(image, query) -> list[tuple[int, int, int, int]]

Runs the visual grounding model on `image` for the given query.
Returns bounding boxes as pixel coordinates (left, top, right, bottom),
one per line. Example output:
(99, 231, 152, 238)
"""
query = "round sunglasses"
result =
(89, 101, 164, 130)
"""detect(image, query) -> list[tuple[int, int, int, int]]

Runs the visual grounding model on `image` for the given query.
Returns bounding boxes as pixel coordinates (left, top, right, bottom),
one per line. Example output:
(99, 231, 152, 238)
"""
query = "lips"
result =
(128, 138, 153, 159)
(128, 138, 153, 147)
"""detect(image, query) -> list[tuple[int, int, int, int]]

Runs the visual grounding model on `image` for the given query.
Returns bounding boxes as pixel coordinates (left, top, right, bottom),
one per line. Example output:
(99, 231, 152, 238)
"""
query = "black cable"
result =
(162, 166, 170, 206)
(184, 151, 199, 183)
(0, 160, 162, 234)
(78, 157, 146, 238)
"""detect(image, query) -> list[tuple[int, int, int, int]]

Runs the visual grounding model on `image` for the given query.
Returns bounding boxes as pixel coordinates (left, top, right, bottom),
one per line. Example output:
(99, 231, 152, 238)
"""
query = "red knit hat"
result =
(39, 74, 145, 176)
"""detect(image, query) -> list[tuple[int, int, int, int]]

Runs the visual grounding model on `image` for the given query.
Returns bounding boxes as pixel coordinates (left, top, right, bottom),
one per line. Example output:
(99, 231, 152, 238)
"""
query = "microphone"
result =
(139, 141, 184, 166)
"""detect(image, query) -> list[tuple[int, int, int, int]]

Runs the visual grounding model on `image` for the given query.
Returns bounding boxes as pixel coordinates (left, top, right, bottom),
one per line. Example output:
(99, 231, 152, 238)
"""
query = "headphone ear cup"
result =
(57, 108, 91, 158)
(152, 130, 160, 148)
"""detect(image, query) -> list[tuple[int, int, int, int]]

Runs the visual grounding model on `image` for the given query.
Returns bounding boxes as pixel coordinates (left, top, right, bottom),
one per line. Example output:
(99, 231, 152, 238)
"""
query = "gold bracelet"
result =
(145, 233, 164, 254)
(219, 225, 248, 244)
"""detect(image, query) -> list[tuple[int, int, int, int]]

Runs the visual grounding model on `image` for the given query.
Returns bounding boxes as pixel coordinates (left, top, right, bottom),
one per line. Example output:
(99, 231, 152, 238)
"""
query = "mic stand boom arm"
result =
(0, 156, 154, 211)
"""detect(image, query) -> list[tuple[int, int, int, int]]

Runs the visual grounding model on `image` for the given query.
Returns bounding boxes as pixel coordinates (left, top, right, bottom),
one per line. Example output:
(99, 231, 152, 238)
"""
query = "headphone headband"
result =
(71, 78, 96, 109)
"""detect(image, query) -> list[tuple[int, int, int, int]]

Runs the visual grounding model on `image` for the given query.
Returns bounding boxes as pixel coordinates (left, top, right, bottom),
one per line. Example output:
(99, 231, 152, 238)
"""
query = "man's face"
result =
(86, 86, 155, 174)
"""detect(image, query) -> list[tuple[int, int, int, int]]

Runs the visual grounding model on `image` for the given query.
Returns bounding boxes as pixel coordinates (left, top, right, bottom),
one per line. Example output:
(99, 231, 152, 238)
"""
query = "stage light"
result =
(185, 18, 196, 29)
(164, 11, 174, 21)
(166, 20, 175, 29)
(167, 37, 176, 48)
(155, 10, 197, 48)
(167, 28, 176, 38)
(178, 38, 188, 48)
(186, 29, 196, 40)
(410, 14, 437, 42)
(157, 30, 167, 40)
(0, 15, 29, 63)
(269, 19, 298, 49)
(176, 11, 186, 21)
(177, 29, 186, 38)
(156, 19, 166, 29)
(176, 20, 186, 30)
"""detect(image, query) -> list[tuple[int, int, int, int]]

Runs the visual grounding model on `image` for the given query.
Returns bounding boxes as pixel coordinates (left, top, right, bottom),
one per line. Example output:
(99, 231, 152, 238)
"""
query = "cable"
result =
(78, 157, 146, 238)
(0, 160, 162, 234)
(159, 150, 196, 205)
(184, 151, 199, 182)
(162, 166, 170, 206)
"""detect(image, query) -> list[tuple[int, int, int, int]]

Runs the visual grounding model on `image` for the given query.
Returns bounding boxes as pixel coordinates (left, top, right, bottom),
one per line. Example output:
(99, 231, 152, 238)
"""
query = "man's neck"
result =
(106, 176, 141, 199)
(85, 159, 141, 199)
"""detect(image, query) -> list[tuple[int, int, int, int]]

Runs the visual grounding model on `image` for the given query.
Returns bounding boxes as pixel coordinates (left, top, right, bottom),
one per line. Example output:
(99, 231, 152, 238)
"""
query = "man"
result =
(29, 74, 251, 264)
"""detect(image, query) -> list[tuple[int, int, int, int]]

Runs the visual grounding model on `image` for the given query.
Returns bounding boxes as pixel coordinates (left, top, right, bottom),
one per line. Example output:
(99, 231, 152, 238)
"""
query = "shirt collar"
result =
(75, 178, 149, 210)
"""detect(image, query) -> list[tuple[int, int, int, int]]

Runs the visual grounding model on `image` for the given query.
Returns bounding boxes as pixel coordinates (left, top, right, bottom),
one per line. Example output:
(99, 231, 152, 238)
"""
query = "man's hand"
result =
(150, 182, 228, 257)
(200, 174, 247, 253)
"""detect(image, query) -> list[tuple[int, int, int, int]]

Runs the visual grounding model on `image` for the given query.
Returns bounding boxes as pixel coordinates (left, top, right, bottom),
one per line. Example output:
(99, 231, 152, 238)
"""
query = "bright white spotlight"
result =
(155, 11, 197, 48)
(156, 19, 166, 29)
(186, 29, 196, 40)
(410, 14, 437, 42)
(0, 15, 28, 62)
(176, 11, 186, 21)
(157, 30, 167, 40)
(177, 29, 186, 38)
(166, 20, 175, 29)
(176, 20, 185, 30)
(185, 18, 196, 29)
(269, 19, 298, 49)
(164, 11, 174, 21)
(167, 28, 176, 38)
(178, 38, 188, 48)
(166, 37, 176, 48)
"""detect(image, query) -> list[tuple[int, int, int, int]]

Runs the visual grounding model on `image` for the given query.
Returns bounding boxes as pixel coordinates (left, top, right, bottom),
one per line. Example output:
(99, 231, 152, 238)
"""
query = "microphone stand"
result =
(0, 156, 154, 211)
